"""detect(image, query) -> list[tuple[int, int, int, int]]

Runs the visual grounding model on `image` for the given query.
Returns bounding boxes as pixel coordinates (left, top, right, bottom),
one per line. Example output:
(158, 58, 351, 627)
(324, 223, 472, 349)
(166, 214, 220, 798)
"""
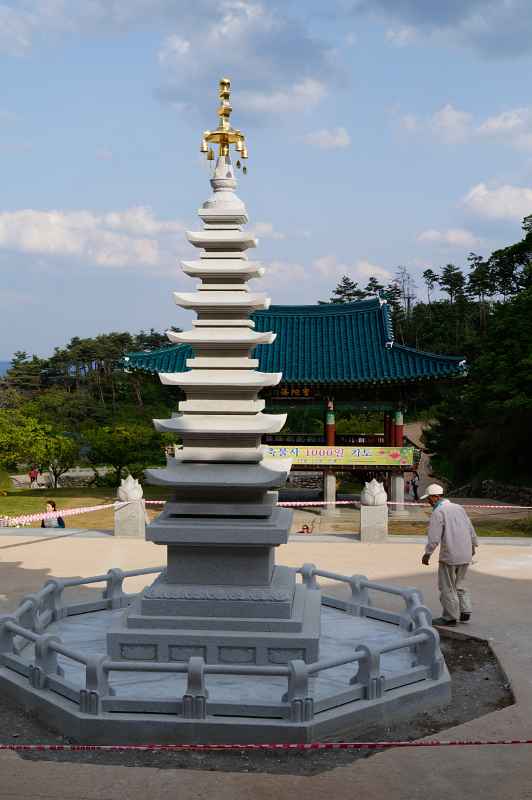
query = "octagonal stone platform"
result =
(0, 565, 450, 744)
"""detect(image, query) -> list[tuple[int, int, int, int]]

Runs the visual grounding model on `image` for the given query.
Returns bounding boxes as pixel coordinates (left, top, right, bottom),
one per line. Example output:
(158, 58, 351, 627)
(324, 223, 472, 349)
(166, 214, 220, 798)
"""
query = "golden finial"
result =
(200, 78, 248, 170)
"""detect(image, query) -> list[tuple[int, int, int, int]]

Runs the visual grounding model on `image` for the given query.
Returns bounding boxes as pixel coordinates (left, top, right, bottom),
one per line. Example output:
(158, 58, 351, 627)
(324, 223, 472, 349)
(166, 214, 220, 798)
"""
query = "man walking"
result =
(420, 484, 478, 626)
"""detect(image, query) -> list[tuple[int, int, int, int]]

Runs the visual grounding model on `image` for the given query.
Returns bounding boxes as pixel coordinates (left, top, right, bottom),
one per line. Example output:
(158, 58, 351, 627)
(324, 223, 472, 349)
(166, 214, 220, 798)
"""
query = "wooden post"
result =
(394, 410, 404, 447)
(384, 413, 390, 445)
(325, 398, 336, 446)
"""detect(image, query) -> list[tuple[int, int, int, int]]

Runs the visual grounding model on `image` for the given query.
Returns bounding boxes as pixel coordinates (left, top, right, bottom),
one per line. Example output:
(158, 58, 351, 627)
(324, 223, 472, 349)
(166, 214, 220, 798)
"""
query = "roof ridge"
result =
(392, 342, 466, 362)
(256, 298, 381, 316)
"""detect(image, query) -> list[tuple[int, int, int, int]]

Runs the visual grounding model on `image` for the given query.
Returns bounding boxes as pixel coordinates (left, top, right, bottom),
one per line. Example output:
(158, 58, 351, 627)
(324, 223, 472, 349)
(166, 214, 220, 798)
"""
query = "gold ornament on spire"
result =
(201, 78, 248, 169)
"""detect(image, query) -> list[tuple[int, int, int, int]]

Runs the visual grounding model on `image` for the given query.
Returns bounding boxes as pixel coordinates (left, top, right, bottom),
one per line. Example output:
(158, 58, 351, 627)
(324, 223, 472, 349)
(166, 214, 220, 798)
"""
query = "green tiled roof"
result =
(124, 298, 466, 385)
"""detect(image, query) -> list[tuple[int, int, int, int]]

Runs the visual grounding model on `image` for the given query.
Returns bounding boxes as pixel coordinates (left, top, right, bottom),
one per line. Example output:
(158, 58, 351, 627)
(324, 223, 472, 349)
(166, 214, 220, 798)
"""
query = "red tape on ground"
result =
(1, 739, 532, 752)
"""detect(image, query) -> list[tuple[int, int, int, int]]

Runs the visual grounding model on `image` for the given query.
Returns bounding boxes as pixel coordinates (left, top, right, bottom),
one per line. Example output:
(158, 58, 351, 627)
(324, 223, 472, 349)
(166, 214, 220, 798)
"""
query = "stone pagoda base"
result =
(107, 569, 321, 666)
(107, 506, 321, 665)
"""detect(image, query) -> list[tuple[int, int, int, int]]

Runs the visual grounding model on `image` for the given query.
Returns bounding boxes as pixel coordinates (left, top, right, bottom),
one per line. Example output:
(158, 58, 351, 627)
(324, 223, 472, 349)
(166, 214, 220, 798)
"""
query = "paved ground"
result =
(1, 531, 532, 799)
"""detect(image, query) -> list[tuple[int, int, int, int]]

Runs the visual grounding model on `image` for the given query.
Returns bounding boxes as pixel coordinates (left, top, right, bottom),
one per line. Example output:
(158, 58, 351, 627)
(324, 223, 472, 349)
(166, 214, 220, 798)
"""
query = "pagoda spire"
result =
(200, 78, 248, 163)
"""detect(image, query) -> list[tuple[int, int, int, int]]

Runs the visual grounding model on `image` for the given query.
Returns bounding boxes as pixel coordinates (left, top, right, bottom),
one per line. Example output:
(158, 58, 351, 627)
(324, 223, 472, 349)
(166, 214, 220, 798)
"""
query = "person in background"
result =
(41, 500, 65, 529)
(421, 484, 478, 626)
(297, 522, 314, 535)
(411, 471, 420, 502)
(28, 466, 39, 489)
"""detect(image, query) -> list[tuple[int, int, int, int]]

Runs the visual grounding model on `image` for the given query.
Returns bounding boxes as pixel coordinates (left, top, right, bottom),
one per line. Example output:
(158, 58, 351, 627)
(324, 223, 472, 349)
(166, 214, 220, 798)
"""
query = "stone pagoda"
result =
(107, 78, 320, 666)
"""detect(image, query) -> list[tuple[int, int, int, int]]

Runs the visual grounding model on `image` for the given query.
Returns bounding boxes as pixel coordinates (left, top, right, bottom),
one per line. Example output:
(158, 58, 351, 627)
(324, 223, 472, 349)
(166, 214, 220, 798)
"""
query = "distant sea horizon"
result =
(0, 360, 10, 376)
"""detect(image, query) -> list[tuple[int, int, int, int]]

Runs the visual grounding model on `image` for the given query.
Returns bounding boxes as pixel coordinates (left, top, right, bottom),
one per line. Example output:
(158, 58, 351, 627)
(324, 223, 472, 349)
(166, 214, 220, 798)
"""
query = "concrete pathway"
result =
(0, 534, 532, 799)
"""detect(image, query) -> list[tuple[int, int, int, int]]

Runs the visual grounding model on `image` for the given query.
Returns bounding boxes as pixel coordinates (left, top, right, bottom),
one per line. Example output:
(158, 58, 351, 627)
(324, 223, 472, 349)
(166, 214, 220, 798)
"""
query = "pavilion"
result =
(124, 296, 466, 509)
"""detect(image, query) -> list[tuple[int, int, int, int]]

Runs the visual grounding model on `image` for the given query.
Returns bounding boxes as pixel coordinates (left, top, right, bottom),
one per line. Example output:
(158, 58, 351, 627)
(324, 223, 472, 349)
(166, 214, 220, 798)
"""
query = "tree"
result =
(327, 275, 366, 303)
(83, 424, 165, 485)
(364, 277, 384, 296)
(425, 288, 532, 484)
(133, 329, 174, 350)
(381, 282, 402, 310)
(422, 269, 439, 305)
(394, 266, 417, 317)
(439, 264, 465, 304)
(466, 253, 493, 333)
(0, 410, 49, 469)
(42, 435, 80, 488)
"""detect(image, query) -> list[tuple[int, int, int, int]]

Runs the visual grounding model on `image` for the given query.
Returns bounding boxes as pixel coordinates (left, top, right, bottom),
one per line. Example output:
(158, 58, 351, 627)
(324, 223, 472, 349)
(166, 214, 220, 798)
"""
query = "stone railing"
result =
(0, 565, 443, 724)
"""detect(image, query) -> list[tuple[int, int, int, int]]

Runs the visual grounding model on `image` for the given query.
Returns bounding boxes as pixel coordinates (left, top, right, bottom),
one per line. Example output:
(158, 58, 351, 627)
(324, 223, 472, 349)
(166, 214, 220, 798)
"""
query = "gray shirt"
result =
(425, 499, 478, 565)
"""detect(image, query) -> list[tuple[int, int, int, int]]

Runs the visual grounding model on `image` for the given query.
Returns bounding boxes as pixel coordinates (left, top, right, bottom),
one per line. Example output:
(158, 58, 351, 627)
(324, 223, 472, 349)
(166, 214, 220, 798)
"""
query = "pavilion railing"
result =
(263, 433, 388, 446)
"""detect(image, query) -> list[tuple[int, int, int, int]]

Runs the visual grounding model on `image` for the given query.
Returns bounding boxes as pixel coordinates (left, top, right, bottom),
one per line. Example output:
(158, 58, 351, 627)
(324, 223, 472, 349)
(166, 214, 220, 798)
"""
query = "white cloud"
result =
(157, 34, 191, 65)
(313, 254, 343, 278)
(0, 207, 183, 269)
(313, 254, 391, 283)
(353, 0, 532, 58)
(462, 183, 532, 221)
(304, 127, 350, 150)
(477, 107, 532, 151)
(355, 259, 392, 282)
(0, 5, 34, 55)
(385, 26, 417, 46)
(103, 207, 183, 236)
(417, 228, 480, 248)
(239, 79, 326, 115)
(257, 259, 307, 287)
(399, 102, 532, 151)
(247, 222, 285, 240)
(430, 104, 473, 144)
(0, 2, 335, 122)
(399, 113, 419, 132)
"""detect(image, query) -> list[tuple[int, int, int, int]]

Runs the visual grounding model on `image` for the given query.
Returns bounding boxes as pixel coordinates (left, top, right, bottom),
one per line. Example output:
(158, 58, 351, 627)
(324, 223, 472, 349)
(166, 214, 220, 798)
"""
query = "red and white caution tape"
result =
(0, 503, 118, 528)
(1, 739, 532, 752)
(2, 497, 530, 528)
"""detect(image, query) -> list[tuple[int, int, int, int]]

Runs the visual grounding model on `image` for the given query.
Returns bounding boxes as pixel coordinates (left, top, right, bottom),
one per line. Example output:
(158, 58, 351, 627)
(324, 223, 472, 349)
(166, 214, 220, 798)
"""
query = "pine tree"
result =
(328, 275, 366, 303)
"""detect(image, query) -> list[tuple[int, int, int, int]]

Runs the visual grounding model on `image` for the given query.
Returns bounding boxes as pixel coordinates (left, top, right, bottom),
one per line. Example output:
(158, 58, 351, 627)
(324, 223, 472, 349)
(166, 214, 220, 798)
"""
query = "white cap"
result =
(420, 483, 444, 500)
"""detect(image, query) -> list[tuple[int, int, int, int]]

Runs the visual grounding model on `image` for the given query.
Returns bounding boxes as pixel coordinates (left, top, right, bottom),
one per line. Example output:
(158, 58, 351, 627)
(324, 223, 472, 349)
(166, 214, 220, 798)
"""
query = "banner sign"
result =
(264, 445, 414, 466)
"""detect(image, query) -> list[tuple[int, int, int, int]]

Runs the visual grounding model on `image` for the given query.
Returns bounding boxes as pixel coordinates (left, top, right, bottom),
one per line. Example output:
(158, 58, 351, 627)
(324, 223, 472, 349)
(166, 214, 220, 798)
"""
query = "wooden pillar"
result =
(384, 413, 391, 445)
(325, 398, 336, 446)
(394, 410, 404, 447)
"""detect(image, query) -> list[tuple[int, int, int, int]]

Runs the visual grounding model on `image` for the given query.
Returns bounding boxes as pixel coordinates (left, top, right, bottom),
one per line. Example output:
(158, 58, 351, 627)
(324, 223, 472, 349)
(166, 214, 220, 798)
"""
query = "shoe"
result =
(432, 617, 457, 627)
(460, 613, 471, 622)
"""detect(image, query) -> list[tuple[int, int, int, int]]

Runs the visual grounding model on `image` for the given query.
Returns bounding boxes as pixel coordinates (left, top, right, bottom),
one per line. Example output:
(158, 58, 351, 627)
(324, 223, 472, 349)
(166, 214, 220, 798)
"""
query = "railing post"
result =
(183, 657, 209, 720)
(43, 579, 67, 621)
(19, 593, 41, 632)
(414, 627, 444, 679)
(80, 655, 112, 714)
(0, 616, 16, 654)
(30, 635, 64, 689)
(282, 659, 314, 721)
(348, 575, 371, 616)
(300, 563, 319, 590)
(351, 644, 384, 699)
(409, 603, 433, 630)
(103, 568, 126, 609)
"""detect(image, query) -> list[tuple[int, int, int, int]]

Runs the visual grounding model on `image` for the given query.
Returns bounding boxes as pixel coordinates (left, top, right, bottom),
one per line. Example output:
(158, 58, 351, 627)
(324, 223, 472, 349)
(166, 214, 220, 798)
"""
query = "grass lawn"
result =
(0, 486, 174, 530)
(389, 518, 532, 538)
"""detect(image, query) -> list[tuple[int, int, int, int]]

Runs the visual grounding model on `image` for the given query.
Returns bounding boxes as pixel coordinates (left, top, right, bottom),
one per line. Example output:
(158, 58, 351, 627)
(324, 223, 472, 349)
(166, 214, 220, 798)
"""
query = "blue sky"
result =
(1, 0, 532, 359)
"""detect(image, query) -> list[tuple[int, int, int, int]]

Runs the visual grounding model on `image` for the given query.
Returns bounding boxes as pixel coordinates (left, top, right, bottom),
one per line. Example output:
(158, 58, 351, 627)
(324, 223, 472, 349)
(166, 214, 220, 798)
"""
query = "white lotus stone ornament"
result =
(117, 475, 144, 502)
(115, 475, 148, 538)
(361, 478, 388, 507)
